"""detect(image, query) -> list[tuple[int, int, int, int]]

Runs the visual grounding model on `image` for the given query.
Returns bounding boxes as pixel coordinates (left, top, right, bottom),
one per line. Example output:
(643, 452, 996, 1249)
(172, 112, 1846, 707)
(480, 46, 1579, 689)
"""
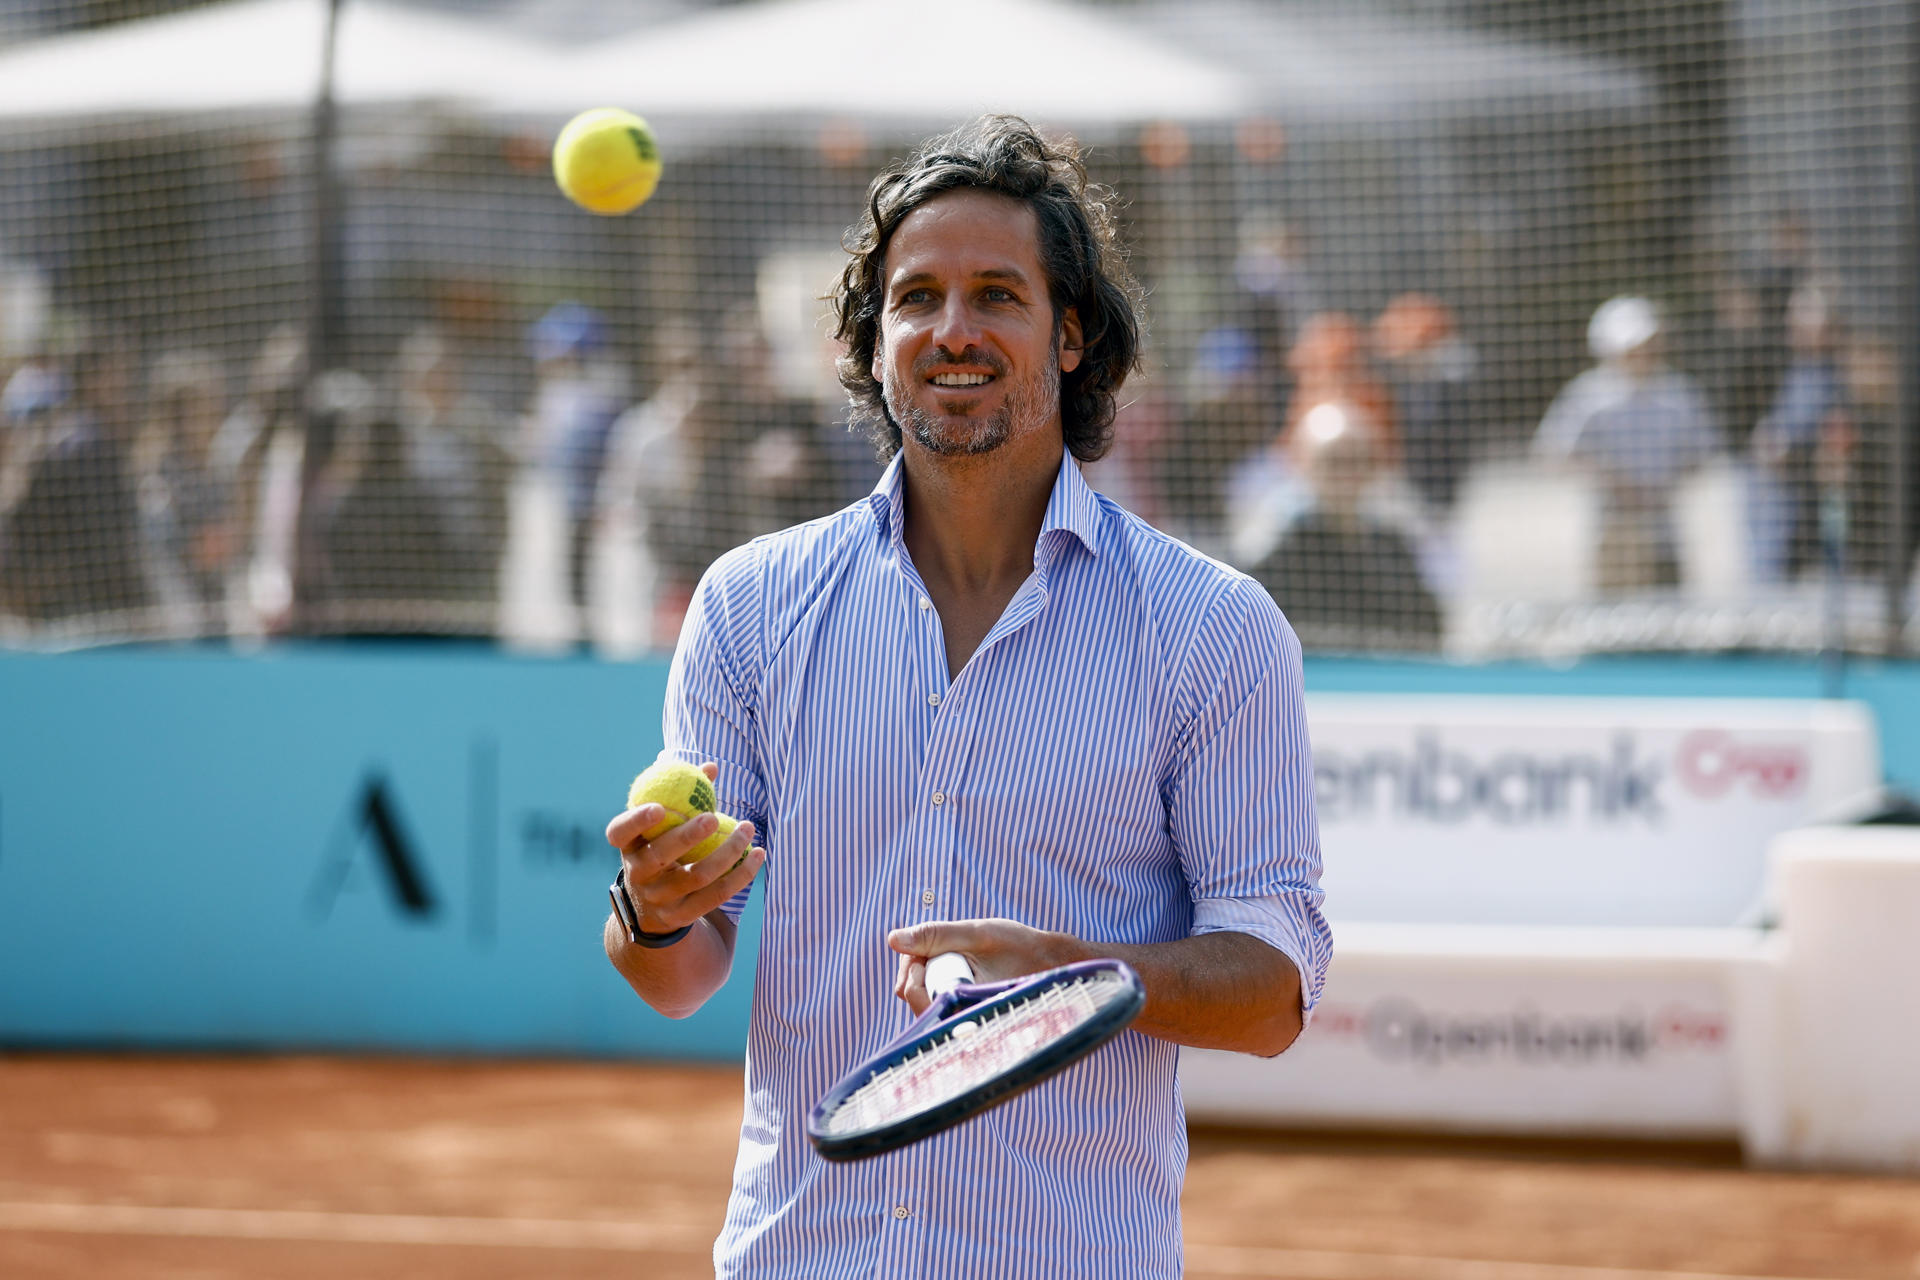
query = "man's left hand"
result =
(886, 918, 1079, 1014)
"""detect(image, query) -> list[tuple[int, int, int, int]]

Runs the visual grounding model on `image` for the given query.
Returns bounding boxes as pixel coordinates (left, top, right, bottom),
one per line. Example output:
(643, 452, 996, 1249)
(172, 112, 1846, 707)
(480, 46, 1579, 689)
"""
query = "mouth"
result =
(927, 371, 996, 389)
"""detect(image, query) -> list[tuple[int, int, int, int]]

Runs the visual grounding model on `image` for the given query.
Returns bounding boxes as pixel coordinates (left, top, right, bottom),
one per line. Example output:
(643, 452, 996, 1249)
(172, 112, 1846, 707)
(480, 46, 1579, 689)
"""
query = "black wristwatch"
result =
(610, 868, 692, 949)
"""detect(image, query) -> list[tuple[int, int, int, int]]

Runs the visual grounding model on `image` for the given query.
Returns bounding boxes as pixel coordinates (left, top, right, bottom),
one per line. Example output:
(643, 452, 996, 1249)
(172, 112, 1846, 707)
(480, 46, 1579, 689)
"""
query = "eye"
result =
(982, 286, 1018, 303)
(897, 287, 935, 307)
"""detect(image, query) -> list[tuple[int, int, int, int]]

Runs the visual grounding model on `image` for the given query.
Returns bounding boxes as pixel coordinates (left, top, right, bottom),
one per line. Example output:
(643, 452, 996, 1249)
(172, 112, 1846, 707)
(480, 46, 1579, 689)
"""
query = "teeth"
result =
(930, 373, 991, 387)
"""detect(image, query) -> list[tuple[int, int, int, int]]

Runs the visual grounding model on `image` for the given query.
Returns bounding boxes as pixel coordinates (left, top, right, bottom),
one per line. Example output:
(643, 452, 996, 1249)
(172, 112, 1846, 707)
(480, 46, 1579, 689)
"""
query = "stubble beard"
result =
(882, 351, 1061, 459)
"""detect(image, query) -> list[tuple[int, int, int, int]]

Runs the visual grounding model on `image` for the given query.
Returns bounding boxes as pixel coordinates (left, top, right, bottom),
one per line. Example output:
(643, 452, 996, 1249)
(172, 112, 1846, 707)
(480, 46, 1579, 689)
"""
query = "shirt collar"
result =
(865, 448, 1104, 562)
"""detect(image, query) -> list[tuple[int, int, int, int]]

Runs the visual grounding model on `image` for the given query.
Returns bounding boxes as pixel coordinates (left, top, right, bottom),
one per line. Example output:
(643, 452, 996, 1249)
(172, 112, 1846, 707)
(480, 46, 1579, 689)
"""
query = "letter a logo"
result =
(308, 771, 439, 922)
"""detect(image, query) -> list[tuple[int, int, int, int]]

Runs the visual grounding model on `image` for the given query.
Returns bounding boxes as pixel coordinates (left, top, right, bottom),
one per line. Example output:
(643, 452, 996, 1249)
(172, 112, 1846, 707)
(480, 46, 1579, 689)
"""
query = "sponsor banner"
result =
(1182, 930, 1763, 1137)
(0, 647, 759, 1058)
(1305, 695, 1879, 926)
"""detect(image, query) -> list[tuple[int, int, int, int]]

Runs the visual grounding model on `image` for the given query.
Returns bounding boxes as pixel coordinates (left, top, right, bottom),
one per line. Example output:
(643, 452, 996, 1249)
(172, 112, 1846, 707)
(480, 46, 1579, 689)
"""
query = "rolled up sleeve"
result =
(1167, 579, 1331, 1024)
(662, 541, 771, 921)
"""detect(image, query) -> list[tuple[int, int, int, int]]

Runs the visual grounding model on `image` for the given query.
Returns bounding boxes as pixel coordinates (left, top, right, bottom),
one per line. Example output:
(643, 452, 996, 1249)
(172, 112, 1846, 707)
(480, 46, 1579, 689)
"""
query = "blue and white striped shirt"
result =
(662, 450, 1329, 1280)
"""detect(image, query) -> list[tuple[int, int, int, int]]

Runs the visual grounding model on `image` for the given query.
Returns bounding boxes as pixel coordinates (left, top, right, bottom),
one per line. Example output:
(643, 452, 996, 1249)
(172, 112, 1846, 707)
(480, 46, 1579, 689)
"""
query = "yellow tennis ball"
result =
(553, 107, 662, 216)
(627, 760, 736, 866)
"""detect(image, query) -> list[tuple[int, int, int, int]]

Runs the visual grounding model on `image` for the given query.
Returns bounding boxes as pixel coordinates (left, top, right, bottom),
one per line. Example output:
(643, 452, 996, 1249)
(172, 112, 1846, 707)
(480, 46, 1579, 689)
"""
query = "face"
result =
(872, 188, 1082, 458)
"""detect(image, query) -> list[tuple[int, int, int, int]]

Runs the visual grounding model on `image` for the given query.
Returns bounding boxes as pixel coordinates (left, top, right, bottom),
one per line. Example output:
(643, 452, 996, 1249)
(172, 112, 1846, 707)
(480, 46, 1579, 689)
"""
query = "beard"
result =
(881, 346, 1061, 458)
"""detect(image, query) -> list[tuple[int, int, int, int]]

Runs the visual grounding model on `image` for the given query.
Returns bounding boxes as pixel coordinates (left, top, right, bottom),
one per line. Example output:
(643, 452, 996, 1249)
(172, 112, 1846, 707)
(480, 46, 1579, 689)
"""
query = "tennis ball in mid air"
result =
(628, 759, 737, 865)
(553, 107, 662, 215)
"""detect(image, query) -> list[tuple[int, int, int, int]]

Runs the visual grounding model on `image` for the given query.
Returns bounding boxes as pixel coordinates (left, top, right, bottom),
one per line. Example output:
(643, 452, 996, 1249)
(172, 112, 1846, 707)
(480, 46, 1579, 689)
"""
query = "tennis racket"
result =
(805, 951, 1145, 1163)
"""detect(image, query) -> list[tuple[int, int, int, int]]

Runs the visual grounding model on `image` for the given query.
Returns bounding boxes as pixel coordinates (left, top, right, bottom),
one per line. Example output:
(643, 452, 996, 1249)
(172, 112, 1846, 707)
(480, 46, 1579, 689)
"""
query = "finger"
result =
(631, 818, 754, 906)
(675, 845, 766, 924)
(620, 812, 723, 885)
(678, 821, 756, 890)
(887, 920, 975, 960)
(701, 761, 719, 782)
(606, 803, 669, 851)
(902, 956, 930, 1015)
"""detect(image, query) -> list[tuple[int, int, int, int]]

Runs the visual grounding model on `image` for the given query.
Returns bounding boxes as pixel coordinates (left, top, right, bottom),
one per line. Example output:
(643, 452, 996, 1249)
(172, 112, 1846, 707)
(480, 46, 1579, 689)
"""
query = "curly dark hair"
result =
(830, 115, 1145, 463)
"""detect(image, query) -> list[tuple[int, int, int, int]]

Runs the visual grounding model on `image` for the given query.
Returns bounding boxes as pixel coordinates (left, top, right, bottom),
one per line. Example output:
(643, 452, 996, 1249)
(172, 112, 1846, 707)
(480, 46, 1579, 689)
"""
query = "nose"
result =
(929, 292, 983, 358)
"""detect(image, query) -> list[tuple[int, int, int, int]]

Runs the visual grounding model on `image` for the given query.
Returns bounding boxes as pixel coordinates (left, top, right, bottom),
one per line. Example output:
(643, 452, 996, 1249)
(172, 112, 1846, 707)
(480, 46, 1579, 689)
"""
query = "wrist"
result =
(609, 869, 692, 949)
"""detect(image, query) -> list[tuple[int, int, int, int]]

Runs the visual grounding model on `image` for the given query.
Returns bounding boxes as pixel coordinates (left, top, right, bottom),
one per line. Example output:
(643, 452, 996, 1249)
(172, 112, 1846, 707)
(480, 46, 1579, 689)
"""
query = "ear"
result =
(1058, 307, 1084, 375)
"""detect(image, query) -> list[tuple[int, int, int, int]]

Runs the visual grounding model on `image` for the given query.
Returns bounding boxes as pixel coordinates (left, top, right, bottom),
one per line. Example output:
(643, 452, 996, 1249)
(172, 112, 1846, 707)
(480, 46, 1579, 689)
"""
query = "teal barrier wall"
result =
(3, 645, 1917, 1058)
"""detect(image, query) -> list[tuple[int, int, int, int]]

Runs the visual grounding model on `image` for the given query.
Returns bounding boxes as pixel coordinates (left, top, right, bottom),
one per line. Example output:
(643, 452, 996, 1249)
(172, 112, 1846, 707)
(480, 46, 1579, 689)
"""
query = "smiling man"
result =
(603, 115, 1329, 1279)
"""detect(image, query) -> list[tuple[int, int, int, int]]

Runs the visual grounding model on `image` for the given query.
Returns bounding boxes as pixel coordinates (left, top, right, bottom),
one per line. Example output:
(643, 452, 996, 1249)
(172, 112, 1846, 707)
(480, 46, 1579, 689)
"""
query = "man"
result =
(604, 116, 1329, 1279)
(1531, 295, 1719, 592)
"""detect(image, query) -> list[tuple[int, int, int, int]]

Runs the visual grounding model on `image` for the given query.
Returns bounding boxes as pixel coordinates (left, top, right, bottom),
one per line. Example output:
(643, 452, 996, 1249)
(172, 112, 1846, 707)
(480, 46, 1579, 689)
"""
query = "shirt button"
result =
(921, 889, 935, 906)
(931, 791, 945, 806)
(918, 597, 931, 611)
(928, 692, 941, 706)
(893, 1205, 910, 1220)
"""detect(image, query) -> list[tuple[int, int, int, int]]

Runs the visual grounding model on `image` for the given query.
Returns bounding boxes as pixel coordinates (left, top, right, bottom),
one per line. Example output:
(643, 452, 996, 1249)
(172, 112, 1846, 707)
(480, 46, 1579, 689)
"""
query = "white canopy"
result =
(1130, 1, 1652, 122)
(492, 0, 1258, 133)
(0, 0, 571, 122)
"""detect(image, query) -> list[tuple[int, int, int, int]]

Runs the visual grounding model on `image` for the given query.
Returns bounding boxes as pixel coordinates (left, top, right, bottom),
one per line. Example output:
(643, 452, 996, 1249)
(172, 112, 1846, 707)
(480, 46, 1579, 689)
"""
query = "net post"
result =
(1891, 0, 1920, 657)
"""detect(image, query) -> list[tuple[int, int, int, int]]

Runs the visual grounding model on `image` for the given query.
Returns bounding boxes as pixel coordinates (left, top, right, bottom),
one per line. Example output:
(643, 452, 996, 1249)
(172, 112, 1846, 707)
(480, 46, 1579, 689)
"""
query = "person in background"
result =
(522, 301, 626, 622)
(600, 304, 831, 646)
(1278, 312, 1398, 474)
(1748, 283, 1850, 584)
(1372, 293, 1477, 515)
(0, 323, 152, 624)
(1172, 324, 1276, 557)
(596, 314, 705, 646)
(318, 369, 460, 621)
(1532, 296, 1719, 593)
(211, 324, 308, 634)
(393, 326, 512, 610)
(1250, 400, 1441, 651)
(1226, 312, 1401, 570)
(134, 350, 235, 631)
(1703, 264, 1792, 455)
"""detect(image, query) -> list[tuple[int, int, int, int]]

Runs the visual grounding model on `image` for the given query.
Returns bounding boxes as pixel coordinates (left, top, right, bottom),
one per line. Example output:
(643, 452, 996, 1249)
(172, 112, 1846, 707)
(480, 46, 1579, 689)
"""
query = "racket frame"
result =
(806, 957, 1145, 1163)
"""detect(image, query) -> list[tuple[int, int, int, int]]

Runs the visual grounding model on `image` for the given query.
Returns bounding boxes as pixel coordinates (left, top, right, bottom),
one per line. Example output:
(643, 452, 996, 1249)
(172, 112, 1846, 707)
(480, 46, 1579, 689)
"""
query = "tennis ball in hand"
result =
(553, 107, 662, 215)
(628, 760, 737, 865)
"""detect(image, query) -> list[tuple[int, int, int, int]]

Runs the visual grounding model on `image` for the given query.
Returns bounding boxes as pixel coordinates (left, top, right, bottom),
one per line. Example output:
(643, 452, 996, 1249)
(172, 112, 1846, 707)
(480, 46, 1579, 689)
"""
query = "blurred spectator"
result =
(1226, 311, 1400, 568)
(1532, 296, 1718, 593)
(1250, 401, 1441, 651)
(1166, 325, 1275, 553)
(392, 326, 512, 606)
(212, 324, 308, 634)
(318, 370, 462, 619)
(1083, 360, 1174, 527)
(0, 323, 153, 623)
(599, 305, 826, 645)
(1372, 293, 1477, 514)
(1279, 312, 1398, 472)
(1748, 284, 1850, 584)
(134, 349, 235, 627)
(1839, 331, 1899, 578)
(1230, 209, 1321, 388)
(522, 301, 626, 618)
(1703, 267, 1792, 453)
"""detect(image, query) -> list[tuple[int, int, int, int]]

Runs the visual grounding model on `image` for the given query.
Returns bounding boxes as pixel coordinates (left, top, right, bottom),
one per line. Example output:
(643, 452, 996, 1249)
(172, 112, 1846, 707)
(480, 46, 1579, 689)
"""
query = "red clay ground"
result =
(1, 1054, 1916, 1279)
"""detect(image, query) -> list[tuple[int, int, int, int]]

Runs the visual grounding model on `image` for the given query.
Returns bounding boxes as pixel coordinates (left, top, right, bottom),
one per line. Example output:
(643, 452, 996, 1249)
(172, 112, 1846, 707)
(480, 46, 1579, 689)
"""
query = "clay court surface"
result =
(0, 1055, 1916, 1279)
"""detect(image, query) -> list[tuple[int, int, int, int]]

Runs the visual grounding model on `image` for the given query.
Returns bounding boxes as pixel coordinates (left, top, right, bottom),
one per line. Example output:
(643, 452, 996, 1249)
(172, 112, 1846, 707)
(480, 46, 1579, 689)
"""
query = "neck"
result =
(899, 428, 1062, 596)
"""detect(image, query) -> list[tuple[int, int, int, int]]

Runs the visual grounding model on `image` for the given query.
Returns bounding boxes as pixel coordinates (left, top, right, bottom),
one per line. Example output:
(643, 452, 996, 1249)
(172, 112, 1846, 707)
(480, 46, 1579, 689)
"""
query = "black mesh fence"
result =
(0, 0, 1913, 657)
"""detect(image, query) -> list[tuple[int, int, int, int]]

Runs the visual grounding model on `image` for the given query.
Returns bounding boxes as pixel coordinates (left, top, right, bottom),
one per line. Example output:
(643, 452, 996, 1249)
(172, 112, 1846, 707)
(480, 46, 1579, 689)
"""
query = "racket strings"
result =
(819, 970, 1130, 1137)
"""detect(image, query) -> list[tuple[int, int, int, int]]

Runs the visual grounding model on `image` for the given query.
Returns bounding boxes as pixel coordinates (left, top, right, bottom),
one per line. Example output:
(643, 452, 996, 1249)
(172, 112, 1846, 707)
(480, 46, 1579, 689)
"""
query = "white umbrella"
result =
(496, 0, 1258, 136)
(0, 0, 572, 123)
(1128, 1, 1652, 123)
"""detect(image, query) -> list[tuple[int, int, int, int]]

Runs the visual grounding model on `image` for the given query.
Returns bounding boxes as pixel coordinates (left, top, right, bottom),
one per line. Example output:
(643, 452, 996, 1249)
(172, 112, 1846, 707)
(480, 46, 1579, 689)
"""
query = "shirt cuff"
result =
(1192, 893, 1329, 1028)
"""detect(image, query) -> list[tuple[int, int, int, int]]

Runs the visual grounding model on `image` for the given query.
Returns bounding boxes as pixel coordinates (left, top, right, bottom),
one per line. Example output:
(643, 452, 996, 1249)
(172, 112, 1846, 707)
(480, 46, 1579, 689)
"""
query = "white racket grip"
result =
(925, 951, 974, 996)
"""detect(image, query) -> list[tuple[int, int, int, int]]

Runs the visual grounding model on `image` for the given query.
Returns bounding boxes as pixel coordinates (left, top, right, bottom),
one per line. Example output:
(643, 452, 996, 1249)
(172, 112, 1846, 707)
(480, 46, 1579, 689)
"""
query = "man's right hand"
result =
(605, 763, 765, 941)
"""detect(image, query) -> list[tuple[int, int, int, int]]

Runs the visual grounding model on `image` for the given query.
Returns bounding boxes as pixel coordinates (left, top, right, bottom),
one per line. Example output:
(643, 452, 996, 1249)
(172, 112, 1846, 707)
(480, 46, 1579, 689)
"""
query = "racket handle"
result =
(925, 951, 974, 996)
